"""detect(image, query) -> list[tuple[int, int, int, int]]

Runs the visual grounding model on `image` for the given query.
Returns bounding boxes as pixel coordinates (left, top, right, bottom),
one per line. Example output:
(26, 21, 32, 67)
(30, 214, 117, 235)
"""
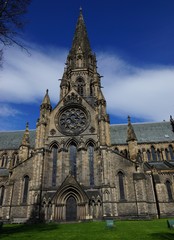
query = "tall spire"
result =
(70, 8, 91, 55)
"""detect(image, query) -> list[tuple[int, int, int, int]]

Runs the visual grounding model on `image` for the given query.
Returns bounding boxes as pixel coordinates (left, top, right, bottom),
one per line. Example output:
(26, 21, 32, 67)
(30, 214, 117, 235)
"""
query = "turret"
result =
(35, 89, 52, 148)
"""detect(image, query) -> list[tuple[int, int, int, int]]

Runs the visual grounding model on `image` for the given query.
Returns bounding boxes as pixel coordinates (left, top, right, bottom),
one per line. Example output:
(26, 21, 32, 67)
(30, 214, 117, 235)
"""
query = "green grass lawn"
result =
(0, 219, 173, 240)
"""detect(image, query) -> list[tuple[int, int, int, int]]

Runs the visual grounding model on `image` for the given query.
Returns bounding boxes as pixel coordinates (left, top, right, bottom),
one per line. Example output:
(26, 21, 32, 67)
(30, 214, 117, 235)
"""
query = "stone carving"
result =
(50, 129, 56, 136)
(63, 93, 82, 105)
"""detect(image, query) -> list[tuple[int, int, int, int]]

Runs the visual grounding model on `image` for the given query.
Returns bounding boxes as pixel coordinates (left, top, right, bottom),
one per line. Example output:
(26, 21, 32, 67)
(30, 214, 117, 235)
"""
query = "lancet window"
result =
(157, 149, 161, 161)
(52, 145, 58, 186)
(118, 171, 125, 200)
(12, 153, 19, 167)
(169, 145, 174, 160)
(22, 175, 29, 204)
(166, 180, 173, 201)
(151, 146, 157, 161)
(76, 78, 85, 96)
(1, 154, 8, 167)
(69, 143, 77, 177)
(147, 150, 151, 162)
(88, 143, 94, 186)
(0, 186, 5, 206)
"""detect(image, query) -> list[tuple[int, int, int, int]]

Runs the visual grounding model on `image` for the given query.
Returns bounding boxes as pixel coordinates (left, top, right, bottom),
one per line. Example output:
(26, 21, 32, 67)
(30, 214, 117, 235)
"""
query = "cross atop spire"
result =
(70, 9, 91, 55)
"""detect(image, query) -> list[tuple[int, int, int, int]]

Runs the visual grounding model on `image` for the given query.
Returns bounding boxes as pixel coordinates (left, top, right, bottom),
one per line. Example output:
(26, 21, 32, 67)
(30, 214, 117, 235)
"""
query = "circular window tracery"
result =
(55, 106, 89, 135)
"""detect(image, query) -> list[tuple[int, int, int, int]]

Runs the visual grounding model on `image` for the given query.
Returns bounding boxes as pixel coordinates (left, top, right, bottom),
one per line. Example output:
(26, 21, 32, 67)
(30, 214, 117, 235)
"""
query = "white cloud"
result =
(0, 43, 174, 123)
(0, 103, 21, 117)
(97, 53, 174, 122)
(0, 44, 67, 104)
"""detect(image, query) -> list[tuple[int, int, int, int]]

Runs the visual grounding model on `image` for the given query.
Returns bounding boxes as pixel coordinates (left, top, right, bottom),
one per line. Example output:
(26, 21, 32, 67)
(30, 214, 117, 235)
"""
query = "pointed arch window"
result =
(118, 171, 125, 200)
(52, 145, 58, 187)
(157, 149, 161, 161)
(0, 186, 5, 206)
(169, 145, 174, 160)
(1, 154, 8, 167)
(88, 143, 94, 186)
(22, 175, 29, 204)
(166, 180, 173, 201)
(115, 147, 119, 153)
(90, 82, 93, 96)
(147, 150, 151, 162)
(12, 153, 19, 167)
(76, 78, 85, 96)
(69, 143, 77, 177)
(151, 146, 157, 161)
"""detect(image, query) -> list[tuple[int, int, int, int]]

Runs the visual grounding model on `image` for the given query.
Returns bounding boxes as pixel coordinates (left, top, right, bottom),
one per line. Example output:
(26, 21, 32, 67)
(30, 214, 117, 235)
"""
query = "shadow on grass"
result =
(151, 232, 174, 240)
(0, 223, 59, 239)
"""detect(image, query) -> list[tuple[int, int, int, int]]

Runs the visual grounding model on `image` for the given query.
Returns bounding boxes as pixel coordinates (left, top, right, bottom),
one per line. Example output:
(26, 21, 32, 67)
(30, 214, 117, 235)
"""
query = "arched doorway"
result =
(66, 196, 77, 221)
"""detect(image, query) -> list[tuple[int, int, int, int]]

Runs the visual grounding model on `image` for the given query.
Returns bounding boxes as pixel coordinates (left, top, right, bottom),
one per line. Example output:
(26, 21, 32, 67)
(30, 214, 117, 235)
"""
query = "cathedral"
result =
(0, 10, 174, 223)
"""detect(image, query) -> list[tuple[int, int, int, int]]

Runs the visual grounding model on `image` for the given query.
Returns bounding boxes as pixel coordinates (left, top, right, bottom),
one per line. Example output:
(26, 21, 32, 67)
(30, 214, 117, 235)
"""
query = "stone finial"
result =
(126, 116, 137, 142)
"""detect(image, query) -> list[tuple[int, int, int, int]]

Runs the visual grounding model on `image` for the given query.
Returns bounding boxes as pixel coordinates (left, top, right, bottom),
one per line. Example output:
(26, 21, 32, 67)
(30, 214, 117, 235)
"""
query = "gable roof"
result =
(110, 121, 174, 145)
(0, 130, 36, 150)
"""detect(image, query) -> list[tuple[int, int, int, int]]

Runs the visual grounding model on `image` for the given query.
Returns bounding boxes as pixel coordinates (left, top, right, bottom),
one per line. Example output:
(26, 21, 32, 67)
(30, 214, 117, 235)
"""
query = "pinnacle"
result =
(127, 116, 137, 142)
(42, 89, 51, 105)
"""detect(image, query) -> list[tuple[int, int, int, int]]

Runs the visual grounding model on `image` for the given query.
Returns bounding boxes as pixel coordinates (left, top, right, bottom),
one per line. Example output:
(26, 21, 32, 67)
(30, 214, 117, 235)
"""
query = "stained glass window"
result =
(151, 146, 157, 161)
(23, 175, 29, 204)
(69, 143, 77, 177)
(118, 171, 125, 200)
(166, 180, 173, 201)
(52, 145, 58, 186)
(88, 144, 94, 186)
(169, 145, 174, 160)
(0, 186, 5, 205)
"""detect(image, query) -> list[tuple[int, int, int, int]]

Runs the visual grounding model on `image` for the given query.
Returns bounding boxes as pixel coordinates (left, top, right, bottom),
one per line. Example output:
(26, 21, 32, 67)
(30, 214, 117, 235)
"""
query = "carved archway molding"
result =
(52, 174, 89, 221)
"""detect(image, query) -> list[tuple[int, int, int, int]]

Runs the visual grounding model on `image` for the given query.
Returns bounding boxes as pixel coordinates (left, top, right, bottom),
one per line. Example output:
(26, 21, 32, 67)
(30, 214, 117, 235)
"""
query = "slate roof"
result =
(110, 121, 174, 145)
(0, 130, 36, 150)
(144, 161, 174, 171)
(0, 121, 174, 150)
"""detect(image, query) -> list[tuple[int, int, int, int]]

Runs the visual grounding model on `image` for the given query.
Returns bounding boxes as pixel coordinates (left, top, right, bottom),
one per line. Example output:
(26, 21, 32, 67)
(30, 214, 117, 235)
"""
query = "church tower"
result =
(32, 9, 110, 221)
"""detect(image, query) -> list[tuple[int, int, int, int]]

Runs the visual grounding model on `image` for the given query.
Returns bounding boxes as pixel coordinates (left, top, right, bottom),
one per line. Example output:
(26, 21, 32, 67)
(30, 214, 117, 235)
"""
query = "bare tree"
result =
(0, 0, 31, 66)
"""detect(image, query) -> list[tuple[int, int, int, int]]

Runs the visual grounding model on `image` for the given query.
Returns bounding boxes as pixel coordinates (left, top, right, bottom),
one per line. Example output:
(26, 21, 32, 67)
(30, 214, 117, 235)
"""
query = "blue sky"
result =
(1, 0, 174, 130)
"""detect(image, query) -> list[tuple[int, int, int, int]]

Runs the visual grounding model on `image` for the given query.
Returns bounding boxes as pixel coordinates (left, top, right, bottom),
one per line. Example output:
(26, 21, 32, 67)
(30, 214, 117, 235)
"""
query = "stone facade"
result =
(0, 10, 174, 223)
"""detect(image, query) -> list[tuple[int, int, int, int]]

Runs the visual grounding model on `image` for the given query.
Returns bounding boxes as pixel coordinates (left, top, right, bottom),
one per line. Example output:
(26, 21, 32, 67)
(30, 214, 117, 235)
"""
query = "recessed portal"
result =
(66, 196, 77, 221)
